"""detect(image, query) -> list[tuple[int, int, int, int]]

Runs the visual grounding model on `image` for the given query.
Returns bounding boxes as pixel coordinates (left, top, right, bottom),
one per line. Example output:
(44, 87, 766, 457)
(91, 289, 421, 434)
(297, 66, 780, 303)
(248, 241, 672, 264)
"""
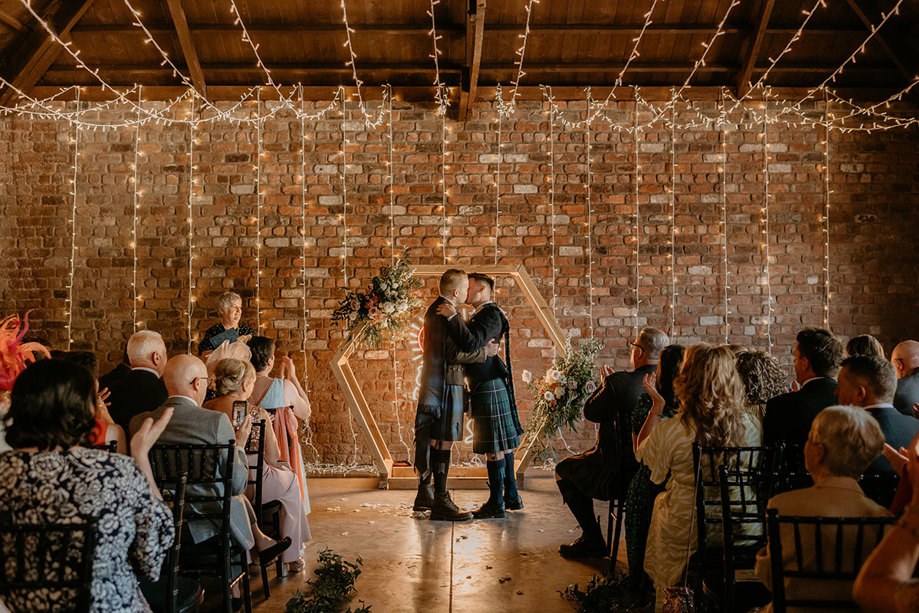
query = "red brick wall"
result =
(1, 98, 918, 466)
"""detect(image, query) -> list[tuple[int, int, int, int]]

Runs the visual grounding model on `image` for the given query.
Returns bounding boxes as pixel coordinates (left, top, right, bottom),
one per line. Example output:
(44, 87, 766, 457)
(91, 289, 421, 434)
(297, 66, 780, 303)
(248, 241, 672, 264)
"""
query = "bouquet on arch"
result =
(331, 255, 422, 348)
(523, 337, 603, 443)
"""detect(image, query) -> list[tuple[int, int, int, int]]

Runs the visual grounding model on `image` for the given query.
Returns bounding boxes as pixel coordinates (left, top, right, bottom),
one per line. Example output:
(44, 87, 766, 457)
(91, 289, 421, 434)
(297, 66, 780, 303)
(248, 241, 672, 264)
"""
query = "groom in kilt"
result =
(437, 273, 525, 519)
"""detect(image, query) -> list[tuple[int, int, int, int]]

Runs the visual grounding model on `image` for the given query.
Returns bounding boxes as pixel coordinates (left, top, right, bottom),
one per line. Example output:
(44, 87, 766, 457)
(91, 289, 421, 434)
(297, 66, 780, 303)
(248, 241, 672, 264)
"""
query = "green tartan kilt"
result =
(470, 378, 523, 455)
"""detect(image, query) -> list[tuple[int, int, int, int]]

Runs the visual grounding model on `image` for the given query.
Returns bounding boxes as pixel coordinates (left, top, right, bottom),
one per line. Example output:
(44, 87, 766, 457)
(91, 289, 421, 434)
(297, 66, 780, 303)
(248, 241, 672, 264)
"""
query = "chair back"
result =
(93, 441, 118, 453)
(610, 406, 637, 497)
(765, 508, 894, 612)
(245, 420, 267, 511)
(717, 464, 770, 610)
(770, 442, 812, 497)
(0, 518, 97, 612)
(161, 474, 188, 613)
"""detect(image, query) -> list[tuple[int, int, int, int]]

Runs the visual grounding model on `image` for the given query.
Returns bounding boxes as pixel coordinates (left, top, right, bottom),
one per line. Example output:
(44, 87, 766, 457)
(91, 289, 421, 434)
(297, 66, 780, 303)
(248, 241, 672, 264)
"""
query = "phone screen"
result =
(232, 401, 247, 428)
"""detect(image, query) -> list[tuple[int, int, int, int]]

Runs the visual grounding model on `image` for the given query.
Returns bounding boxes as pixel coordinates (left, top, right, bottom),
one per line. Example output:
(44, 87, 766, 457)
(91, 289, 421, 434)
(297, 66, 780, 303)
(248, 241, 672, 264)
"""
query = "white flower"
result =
(557, 375, 568, 387)
(381, 302, 396, 314)
(546, 369, 560, 384)
(584, 380, 597, 394)
(521, 370, 532, 384)
(380, 282, 390, 292)
(567, 378, 578, 390)
(543, 391, 554, 401)
(349, 311, 359, 322)
(554, 386, 564, 398)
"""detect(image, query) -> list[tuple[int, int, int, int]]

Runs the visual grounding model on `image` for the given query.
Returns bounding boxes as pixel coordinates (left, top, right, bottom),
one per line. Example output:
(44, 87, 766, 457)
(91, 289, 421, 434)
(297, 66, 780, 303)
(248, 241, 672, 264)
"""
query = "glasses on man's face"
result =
(629, 341, 644, 352)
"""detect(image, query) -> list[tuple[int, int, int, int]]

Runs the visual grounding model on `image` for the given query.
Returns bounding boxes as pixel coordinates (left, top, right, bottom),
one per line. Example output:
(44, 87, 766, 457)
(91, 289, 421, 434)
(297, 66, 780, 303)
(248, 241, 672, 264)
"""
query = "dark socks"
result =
(503, 451, 519, 499)
(486, 459, 506, 506)
(432, 448, 451, 494)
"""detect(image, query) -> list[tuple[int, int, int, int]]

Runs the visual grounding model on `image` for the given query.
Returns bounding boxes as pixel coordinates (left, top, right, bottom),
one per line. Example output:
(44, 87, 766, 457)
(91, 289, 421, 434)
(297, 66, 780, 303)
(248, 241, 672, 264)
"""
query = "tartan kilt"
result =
(470, 378, 523, 454)
(424, 384, 465, 442)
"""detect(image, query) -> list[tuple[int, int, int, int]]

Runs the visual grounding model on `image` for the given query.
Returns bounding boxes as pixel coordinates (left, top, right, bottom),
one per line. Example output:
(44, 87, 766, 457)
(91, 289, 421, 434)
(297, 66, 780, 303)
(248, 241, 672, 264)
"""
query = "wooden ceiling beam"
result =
(44, 62, 464, 76)
(0, 8, 25, 31)
(164, 0, 205, 96)
(843, 0, 912, 83)
(0, 0, 96, 107)
(458, 0, 486, 122)
(736, 0, 775, 98)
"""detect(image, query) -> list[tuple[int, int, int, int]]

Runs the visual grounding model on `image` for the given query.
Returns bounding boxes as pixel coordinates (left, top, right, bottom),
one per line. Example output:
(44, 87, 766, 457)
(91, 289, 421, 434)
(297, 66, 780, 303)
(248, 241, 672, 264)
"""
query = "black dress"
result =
(0, 447, 174, 612)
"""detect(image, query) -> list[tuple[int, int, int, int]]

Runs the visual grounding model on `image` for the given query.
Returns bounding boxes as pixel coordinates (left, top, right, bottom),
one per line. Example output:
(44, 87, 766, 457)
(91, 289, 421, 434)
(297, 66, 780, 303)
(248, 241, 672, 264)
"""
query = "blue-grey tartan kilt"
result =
(415, 384, 465, 442)
(470, 378, 523, 454)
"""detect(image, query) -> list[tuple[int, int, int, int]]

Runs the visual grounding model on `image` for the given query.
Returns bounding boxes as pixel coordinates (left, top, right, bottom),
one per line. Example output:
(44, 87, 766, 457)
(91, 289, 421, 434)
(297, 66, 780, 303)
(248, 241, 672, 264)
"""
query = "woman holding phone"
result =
(204, 358, 310, 572)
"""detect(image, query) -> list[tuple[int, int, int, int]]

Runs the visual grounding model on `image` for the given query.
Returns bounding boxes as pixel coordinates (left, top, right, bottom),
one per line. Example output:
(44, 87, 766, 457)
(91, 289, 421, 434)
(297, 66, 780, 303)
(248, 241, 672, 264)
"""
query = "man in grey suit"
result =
(130, 354, 290, 562)
(892, 340, 919, 416)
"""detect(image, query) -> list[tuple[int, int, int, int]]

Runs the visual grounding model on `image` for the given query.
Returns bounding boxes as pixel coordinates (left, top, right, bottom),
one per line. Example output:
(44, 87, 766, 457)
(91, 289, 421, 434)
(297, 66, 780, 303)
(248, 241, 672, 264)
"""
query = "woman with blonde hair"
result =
(204, 358, 310, 572)
(636, 343, 762, 612)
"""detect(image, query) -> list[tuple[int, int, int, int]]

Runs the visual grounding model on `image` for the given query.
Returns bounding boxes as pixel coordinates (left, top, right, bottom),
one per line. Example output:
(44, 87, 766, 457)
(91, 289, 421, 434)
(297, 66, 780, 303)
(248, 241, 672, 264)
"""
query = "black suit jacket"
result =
(107, 368, 168, 435)
(461, 303, 508, 385)
(763, 377, 838, 447)
(98, 363, 130, 390)
(894, 370, 919, 417)
(866, 405, 919, 475)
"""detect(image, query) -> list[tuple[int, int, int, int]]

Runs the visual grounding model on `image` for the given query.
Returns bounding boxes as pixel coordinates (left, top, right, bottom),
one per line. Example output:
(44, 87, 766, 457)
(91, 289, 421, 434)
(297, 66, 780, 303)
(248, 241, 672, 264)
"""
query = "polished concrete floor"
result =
(244, 470, 623, 612)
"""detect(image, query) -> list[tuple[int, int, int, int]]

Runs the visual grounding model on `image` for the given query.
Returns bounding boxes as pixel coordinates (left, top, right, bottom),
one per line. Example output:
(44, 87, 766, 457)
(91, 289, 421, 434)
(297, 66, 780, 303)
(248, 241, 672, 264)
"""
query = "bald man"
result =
(130, 355, 290, 562)
(892, 341, 919, 417)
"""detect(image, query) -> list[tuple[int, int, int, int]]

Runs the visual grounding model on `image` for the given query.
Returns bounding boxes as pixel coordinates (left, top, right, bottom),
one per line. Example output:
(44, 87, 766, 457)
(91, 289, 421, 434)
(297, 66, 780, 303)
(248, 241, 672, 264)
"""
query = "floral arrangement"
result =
(523, 337, 603, 443)
(331, 255, 422, 348)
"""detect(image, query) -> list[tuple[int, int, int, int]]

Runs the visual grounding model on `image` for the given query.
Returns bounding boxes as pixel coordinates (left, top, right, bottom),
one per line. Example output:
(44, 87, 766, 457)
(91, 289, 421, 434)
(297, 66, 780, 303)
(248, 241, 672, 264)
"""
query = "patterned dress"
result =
(637, 413, 761, 612)
(0, 447, 174, 612)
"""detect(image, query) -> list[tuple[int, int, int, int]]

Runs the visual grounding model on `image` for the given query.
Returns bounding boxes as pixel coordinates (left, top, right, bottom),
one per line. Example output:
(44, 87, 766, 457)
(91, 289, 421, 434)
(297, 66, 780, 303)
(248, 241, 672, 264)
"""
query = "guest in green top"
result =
(198, 291, 255, 356)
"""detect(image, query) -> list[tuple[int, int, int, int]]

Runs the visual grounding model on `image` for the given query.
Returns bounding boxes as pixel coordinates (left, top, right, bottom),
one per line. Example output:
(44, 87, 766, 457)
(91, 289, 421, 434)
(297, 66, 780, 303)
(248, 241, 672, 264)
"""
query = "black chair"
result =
(765, 508, 894, 612)
(717, 464, 772, 612)
(0, 518, 97, 612)
(245, 419, 284, 598)
(94, 440, 118, 453)
(607, 406, 636, 572)
(770, 442, 812, 498)
(692, 444, 769, 607)
(859, 471, 900, 508)
(148, 442, 252, 613)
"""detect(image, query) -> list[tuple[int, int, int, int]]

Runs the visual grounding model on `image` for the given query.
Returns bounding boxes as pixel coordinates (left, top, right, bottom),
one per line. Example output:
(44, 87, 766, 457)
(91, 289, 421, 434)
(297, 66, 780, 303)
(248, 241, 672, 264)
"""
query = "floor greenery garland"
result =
(285, 549, 372, 613)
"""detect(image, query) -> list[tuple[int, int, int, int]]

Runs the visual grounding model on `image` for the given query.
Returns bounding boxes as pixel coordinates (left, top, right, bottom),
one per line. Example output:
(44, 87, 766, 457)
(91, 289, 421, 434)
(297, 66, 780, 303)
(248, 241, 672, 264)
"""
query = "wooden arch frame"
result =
(330, 263, 567, 489)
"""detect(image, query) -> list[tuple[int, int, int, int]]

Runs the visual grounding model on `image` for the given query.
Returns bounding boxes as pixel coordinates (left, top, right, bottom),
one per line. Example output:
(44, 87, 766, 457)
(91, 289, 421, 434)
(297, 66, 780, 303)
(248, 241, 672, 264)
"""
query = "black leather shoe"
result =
(429, 492, 473, 521)
(413, 483, 434, 511)
(558, 533, 607, 559)
(504, 494, 524, 510)
(258, 536, 292, 567)
(473, 499, 506, 519)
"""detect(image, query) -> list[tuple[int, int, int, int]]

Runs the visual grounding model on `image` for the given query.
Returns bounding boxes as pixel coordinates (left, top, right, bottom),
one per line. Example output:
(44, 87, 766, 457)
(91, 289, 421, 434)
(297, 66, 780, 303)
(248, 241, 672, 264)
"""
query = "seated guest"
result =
(99, 347, 131, 389)
(247, 336, 312, 512)
(0, 359, 175, 612)
(763, 328, 843, 447)
(847, 334, 886, 359)
(556, 327, 668, 558)
(754, 406, 891, 612)
(199, 291, 255, 356)
(107, 330, 169, 436)
(130, 355, 291, 565)
(853, 429, 919, 612)
(204, 358, 310, 572)
(54, 350, 127, 454)
(624, 344, 684, 590)
(735, 350, 788, 422)
(835, 355, 919, 477)
(637, 343, 761, 612)
(892, 340, 919, 417)
(0, 313, 49, 454)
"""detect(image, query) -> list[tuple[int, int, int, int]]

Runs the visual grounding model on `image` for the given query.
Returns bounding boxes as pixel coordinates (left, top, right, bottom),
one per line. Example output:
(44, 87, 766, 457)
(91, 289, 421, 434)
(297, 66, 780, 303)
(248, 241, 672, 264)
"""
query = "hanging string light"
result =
(632, 91, 641, 338)
(65, 91, 81, 350)
(186, 97, 196, 352)
(255, 91, 263, 330)
(669, 89, 676, 335)
(299, 87, 310, 389)
(720, 87, 730, 343)
(131, 86, 141, 333)
(340, 92, 349, 287)
(823, 94, 832, 328)
(584, 90, 595, 339)
(762, 90, 774, 351)
(494, 90, 503, 265)
(507, 0, 540, 110)
(548, 98, 558, 320)
(439, 85, 449, 264)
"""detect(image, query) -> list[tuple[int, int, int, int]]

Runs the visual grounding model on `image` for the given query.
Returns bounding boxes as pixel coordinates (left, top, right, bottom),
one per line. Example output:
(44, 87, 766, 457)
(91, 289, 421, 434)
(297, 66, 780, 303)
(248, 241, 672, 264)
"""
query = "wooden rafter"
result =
(736, 0, 775, 97)
(0, 0, 96, 107)
(0, 8, 24, 32)
(458, 0, 486, 122)
(164, 0, 206, 96)
(843, 0, 912, 83)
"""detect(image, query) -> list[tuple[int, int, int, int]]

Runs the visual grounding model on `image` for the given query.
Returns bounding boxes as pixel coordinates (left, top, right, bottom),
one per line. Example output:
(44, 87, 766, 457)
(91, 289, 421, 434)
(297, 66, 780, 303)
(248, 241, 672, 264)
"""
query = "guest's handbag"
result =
(662, 455, 705, 613)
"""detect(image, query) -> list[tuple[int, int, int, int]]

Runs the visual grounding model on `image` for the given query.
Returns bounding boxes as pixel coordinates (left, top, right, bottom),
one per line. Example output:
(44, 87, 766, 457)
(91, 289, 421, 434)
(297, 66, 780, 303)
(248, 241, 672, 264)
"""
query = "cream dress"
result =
(637, 414, 762, 612)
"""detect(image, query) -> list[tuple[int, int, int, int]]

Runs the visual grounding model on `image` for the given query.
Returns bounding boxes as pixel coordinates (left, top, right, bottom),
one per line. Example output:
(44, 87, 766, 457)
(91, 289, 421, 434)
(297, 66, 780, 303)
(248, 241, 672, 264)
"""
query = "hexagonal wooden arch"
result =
(331, 264, 567, 489)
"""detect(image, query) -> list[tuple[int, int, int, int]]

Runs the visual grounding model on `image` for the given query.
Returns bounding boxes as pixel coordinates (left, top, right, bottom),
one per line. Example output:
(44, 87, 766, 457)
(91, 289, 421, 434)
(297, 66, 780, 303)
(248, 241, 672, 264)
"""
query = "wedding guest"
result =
(636, 343, 761, 612)
(247, 336, 312, 517)
(199, 292, 255, 356)
(735, 350, 788, 422)
(106, 330, 168, 436)
(835, 355, 919, 478)
(54, 350, 126, 454)
(556, 327, 668, 558)
(204, 358, 309, 572)
(0, 313, 49, 454)
(129, 355, 291, 565)
(853, 429, 919, 612)
(0, 358, 175, 612)
(755, 406, 890, 612)
(892, 340, 919, 417)
(847, 334, 886, 359)
(99, 347, 131, 389)
(625, 344, 684, 590)
(763, 328, 843, 447)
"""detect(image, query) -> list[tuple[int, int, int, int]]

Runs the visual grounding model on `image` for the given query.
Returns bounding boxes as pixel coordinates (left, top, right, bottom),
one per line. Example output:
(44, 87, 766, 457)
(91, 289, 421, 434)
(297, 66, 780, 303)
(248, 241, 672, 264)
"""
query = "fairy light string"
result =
(439, 85, 449, 264)
(585, 90, 595, 339)
(299, 87, 310, 388)
(340, 92, 349, 287)
(823, 95, 832, 328)
(507, 0, 540, 110)
(633, 92, 641, 338)
(669, 89, 677, 335)
(762, 90, 774, 351)
(131, 86, 141, 332)
(720, 88, 730, 342)
(65, 90, 81, 350)
(186, 96, 196, 352)
(255, 91, 263, 331)
(494, 92, 503, 265)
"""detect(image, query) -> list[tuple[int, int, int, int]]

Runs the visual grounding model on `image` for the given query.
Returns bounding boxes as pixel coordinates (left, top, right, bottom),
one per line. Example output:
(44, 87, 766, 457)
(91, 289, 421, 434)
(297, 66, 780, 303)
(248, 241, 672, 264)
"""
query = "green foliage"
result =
(285, 549, 372, 613)
(525, 337, 603, 443)
(561, 572, 648, 613)
(330, 254, 422, 348)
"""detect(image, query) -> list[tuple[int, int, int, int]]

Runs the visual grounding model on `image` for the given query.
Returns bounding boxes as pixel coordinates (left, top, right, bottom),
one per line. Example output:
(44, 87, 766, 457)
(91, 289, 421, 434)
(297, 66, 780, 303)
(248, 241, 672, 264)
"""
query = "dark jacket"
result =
(98, 363, 131, 390)
(763, 377, 838, 447)
(866, 404, 919, 475)
(894, 370, 919, 417)
(462, 303, 509, 385)
(107, 368, 168, 435)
